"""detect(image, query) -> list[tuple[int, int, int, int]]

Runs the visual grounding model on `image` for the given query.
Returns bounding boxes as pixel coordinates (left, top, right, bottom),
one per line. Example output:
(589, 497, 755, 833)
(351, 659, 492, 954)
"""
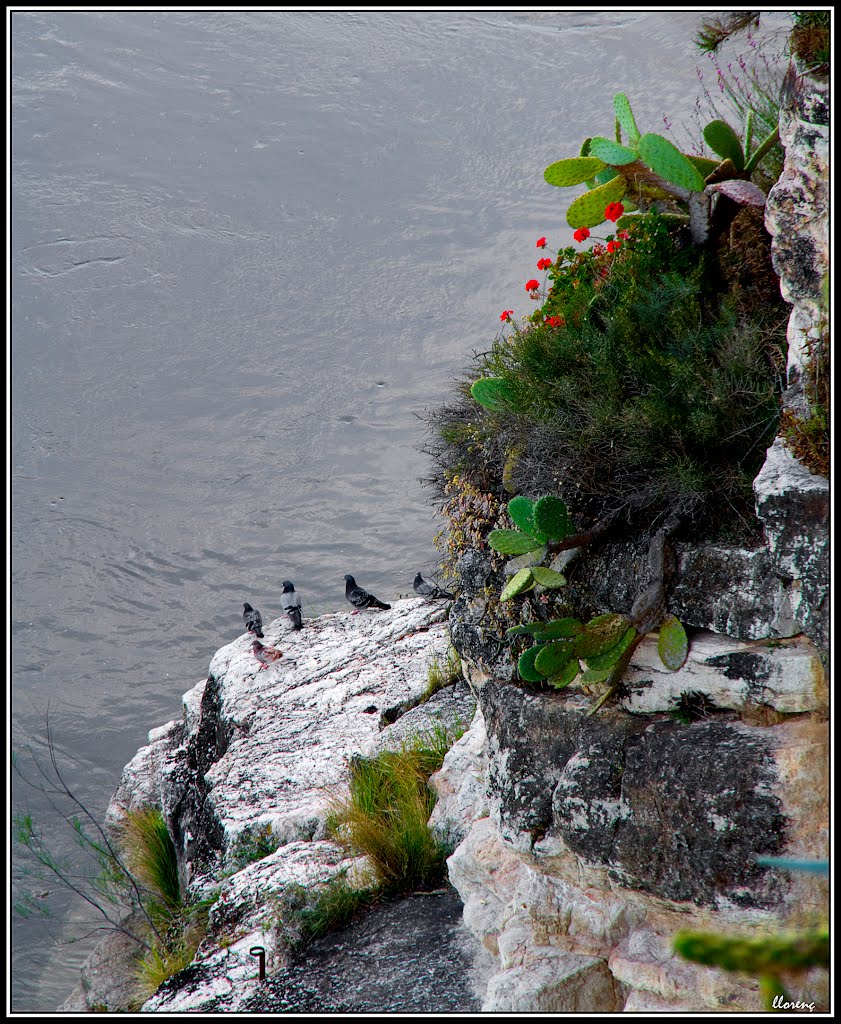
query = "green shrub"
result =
(440, 214, 786, 541)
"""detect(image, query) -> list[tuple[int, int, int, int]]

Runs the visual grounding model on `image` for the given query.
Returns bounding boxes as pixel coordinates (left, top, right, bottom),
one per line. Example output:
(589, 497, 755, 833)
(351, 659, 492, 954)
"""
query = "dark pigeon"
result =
(413, 572, 454, 600)
(281, 580, 303, 630)
(251, 639, 284, 670)
(243, 602, 264, 638)
(344, 574, 391, 612)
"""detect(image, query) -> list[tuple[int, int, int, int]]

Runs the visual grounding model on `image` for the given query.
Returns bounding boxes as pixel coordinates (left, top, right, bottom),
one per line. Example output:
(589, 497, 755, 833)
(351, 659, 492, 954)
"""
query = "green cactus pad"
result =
(518, 644, 548, 682)
(658, 614, 689, 671)
(530, 566, 568, 589)
(534, 617, 584, 640)
(673, 928, 829, 974)
(507, 496, 542, 540)
(544, 157, 607, 187)
(500, 567, 536, 601)
(637, 133, 707, 193)
(703, 119, 745, 170)
(613, 92, 640, 145)
(589, 136, 639, 165)
(487, 530, 541, 556)
(547, 658, 581, 690)
(579, 666, 615, 685)
(686, 155, 722, 180)
(584, 626, 637, 671)
(575, 613, 632, 658)
(533, 494, 574, 540)
(566, 174, 627, 229)
(593, 167, 620, 188)
(471, 377, 517, 412)
(506, 623, 547, 637)
(534, 639, 576, 677)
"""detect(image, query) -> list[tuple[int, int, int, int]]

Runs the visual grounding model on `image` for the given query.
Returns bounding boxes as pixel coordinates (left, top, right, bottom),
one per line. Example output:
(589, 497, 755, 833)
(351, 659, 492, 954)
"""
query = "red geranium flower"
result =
(537, 257, 553, 271)
(545, 316, 565, 327)
(591, 243, 605, 257)
(604, 202, 625, 222)
(607, 239, 621, 253)
(617, 229, 631, 240)
(535, 237, 547, 248)
(525, 279, 540, 292)
(573, 227, 590, 243)
(500, 309, 514, 322)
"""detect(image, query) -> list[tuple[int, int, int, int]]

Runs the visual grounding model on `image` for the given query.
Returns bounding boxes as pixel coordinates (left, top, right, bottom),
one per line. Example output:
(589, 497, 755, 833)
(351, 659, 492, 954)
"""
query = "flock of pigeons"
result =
(243, 573, 454, 671)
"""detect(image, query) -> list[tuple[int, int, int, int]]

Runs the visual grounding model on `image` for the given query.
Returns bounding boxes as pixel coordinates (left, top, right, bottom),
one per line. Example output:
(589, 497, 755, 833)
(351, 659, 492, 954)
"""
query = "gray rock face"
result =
(435, 68, 830, 1013)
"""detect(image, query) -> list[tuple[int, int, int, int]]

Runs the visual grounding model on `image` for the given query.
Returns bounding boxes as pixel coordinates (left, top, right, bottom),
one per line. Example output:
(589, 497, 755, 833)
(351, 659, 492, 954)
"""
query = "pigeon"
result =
(242, 602, 264, 638)
(251, 639, 284, 670)
(280, 580, 303, 630)
(413, 572, 454, 600)
(344, 574, 391, 612)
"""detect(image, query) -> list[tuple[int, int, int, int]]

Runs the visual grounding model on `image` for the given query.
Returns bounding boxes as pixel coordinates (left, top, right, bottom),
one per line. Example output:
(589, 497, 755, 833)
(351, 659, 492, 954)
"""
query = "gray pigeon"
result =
(281, 580, 303, 630)
(242, 602, 264, 638)
(344, 574, 391, 612)
(413, 572, 454, 600)
(251, 639, 284, 670)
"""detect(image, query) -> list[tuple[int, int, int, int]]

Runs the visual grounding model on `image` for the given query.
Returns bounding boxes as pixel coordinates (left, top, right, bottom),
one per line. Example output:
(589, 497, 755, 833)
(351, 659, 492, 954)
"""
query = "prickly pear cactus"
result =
(613, 91, 640, 145)
(567, 174, 627, 228)
(637, 133, 707, 193)
(471, 377, 517, 412)
(703, 118, 746, 170)
(544, 157, 606, 187)
(588, 136, 639, 165)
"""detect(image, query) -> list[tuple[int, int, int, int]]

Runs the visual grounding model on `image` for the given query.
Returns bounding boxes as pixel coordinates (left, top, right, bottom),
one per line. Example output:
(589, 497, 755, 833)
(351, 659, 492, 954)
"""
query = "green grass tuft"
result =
(326, 728, 462, 894)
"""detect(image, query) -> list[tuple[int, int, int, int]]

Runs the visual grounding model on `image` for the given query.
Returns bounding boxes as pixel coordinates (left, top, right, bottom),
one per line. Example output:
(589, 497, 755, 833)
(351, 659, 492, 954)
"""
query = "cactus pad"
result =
(471, 376, 517, 411)
(500, 567, 536, 601)
(534, 639, 576, 677)
(533, 494, 573, 541)
(547, 658, 581, 690)
(518, 644, 548, 682)
(507, 496, 542, 540)
(544, 157, 607, 187)
(584, 626, 637, 671)
(575, 613, 632, 658)
(703, 119, 745, 170)
(657, 614, 689, 670)
(488, 530, 541, 556)
(638, 133, 706, 193)
(613, 92, 640, 145)
(566, 174, 627, 228)
(530, 566, 568, 589)
(589, 136, 639, 165)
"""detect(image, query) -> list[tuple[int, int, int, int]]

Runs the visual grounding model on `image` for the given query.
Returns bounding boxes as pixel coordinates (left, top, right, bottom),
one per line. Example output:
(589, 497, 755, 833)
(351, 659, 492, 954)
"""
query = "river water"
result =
(11, 8, 739, 1011)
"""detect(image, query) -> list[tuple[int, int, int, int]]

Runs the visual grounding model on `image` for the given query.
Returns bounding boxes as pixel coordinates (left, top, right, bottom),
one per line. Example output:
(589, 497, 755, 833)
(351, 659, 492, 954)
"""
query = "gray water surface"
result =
(11, 9, 725, 1011)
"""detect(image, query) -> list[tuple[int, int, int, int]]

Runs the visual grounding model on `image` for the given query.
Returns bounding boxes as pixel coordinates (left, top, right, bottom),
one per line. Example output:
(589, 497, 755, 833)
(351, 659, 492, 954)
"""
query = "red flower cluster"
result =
(535, 236, 547, 248)
(617, 229, 631, 240)
(607, 239, 621, 253)
(500, 309, 514, 322)
(525, 279, 540, 292)
(604, 202, 625, 222)
(573, 227, 590, 243)
(544, 315, 565, 327)
(537, 257, 553, 271)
